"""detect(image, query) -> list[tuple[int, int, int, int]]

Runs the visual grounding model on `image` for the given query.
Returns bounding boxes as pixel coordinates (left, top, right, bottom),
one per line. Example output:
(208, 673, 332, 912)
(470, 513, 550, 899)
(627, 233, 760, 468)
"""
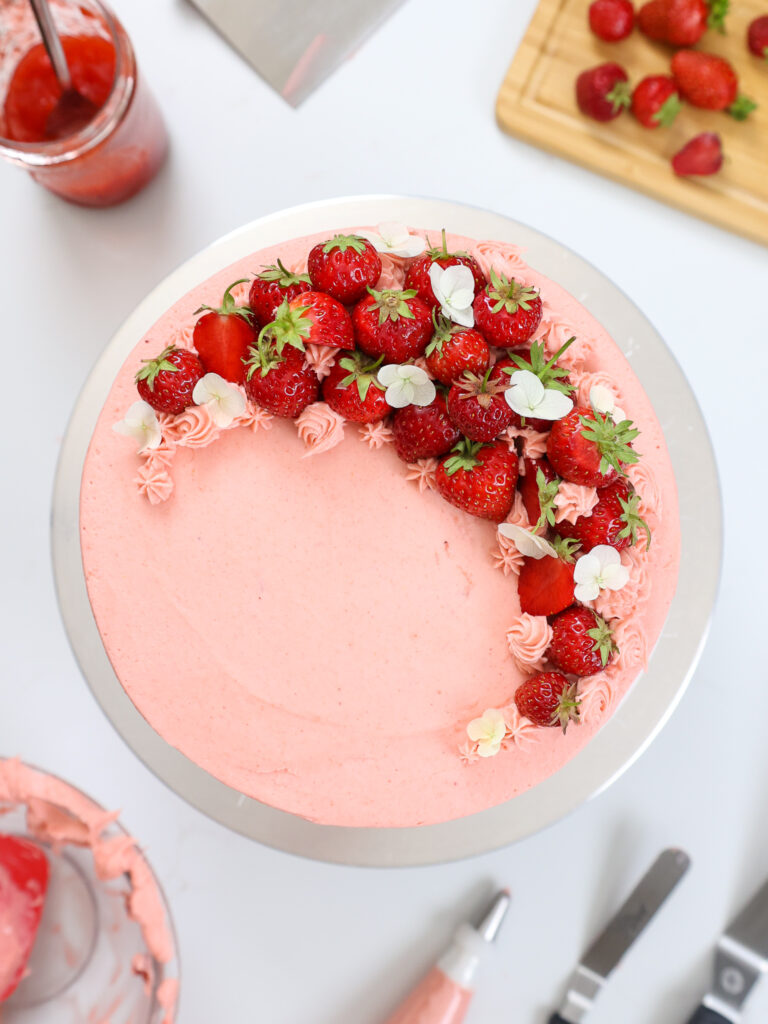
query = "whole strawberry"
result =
(392, 392, 461, 462)
(637, 0, 727, 47)
(473, 269, 543, 347)
(322, 351, 389, 423)
(576, 63, 631, 121)
(519, 458, 560, 530)
(671, 132, 724, 175)
(447, 370, 514, 442)
(248, 261, 312, 328)
(517, 537, 580, 616)
(557, 477, 651, 552)
(589, 0, 635, 41)
(404, 230, 486, 309)
(424, 315, 490, 385)
(547, 407, 638, 488)
(671, 50, 757, 118)
(632, 75, 682, 127)
(244, 339, 319, 418)
(193, 279, 255, 384)
(491, 337, 575, 430)
(262, 293, 354, 354)
(307, 234, 382, 305)
(515, 672, 581, 733)
(353, 288, 433, 363)
(748, 15, 768, 58)
(135, 345, 204, 414)
(435, 439, 518, 522)
(548, 607, 618, 677)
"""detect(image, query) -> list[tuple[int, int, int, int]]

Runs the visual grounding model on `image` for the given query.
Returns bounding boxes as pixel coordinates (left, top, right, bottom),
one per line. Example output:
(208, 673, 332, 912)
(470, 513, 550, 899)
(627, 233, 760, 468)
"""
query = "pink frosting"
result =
(517, 427, 550, 460)
(504, 491, 530, 527)
(468, 240, 527, 280)
(295, 402, 345, 457)
(506, 614, 552, 672)
(613, 619, 649, 671)
(237, 402, 274, 433)
(491, 531, 524, 576)
(579, 671, 616, 724)
(553, 482, 598, 524)
(540, 315, 594, 367)
(404, 458, 438, 492)
(135, 459, 174, 505)
(360, 420, 394, 449)
(577, 371, 624, 410)
(304, 344, 339, 380)
(594, 545, 650, 620)
(500, 703, 539, 748)
(628, 461, 663, 520)
(163, 404, 220, 448)
(376, 253, 407, 290)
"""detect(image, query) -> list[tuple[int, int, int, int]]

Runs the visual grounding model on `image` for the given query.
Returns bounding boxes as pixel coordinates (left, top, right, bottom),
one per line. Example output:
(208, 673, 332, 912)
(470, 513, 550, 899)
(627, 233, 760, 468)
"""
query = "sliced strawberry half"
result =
(517, 537, 580, 616)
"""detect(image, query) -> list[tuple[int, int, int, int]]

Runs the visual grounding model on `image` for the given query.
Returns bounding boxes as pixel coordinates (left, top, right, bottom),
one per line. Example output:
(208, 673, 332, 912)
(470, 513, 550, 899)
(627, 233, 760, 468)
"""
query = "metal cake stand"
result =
(51, 196, 722, 867)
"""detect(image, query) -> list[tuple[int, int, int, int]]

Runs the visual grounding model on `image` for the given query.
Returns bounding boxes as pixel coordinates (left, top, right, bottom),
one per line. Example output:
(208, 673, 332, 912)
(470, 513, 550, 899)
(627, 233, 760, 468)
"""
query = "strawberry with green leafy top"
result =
(547, 407, 639, 488)
(492, 337, 575, 430)
(353, 288, 433, 363)
(671, 50, 757, 118)
(548, 607, 618, 676)
(631, 75, 682, 127)
(248, 261, 312, 328)
(638, 0, 729, 46)
(517, 536, 580, 616)
(519, 459, 560, 532)
(473, 269, 543, 347)
(193, 279, 255, 383)
(435, 439, 518, 522)
(322, 351, 389, 423)
(307, 234, 382, 305)
(576, 63, 632, 121)
(447, 369, 514, 442)
(244, 337, 319, 418)
(557, 477, 651, 552)
(392, 392, 461, 462)
(404, 230, 486, 309)
(515, 672, 581, 732)
(424, 314, 490, 385)
(261, 293, 354, 354)
(748, 16, 768, 58)
(135, 345, 204, 414)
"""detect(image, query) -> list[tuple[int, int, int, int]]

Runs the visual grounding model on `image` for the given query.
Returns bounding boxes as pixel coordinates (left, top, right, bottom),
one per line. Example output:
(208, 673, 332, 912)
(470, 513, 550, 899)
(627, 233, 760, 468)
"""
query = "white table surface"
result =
(2, 1, 767, 1021)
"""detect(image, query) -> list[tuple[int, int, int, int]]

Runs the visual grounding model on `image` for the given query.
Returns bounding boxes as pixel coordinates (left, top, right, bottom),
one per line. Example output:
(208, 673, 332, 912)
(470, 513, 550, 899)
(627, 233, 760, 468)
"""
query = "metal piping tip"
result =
(476, 889, 511, 943)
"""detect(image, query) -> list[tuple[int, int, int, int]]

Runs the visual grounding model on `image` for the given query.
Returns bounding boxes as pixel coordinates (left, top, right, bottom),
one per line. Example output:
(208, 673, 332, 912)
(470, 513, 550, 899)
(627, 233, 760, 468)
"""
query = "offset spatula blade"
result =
(553, 848, 691, 1024)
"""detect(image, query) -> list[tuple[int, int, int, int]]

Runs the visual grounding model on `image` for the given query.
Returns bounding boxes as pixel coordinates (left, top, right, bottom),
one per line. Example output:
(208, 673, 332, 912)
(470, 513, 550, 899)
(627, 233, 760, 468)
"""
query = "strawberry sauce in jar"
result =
(0, 0, 167, 206)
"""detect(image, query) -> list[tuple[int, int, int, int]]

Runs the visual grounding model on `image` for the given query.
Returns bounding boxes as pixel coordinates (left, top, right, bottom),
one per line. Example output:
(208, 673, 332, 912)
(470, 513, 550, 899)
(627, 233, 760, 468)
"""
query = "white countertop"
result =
(2, 1, 767, 1021)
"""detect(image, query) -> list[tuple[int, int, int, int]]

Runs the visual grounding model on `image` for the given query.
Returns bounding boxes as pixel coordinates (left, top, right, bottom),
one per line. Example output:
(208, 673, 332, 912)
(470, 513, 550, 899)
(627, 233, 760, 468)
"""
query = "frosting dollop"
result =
(579, 671, 615, 724)
(304, 344, 340, 380)
(506, 614, 553, 672)
(163, 404, 220, 448)
(627, 461, 663, 520)
(376, 252, 407, 290)
(594, 546, 650, 620)
(295, 402, 345, 457)
(405, 458, 438, 492)
(135, 460, 174, 505)
(553, 482, 598, 524)
(359, 420, 394, 449)
(468, 240, 527, 280)
(577, 371, 623, 411)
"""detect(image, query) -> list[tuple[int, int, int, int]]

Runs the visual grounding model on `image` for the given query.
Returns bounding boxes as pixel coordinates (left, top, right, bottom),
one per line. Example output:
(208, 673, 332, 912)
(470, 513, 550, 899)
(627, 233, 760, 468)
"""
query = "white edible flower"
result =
(497, 522, 557, 560)
(377, 363, 436, 409)
(590, 384, 626, 424)
(112, 400, 162, 452)
(428, 264, 475, 328)
(358, 222, 426, 258)
(466, 708, 507, 758)
(574, 544, 630, 603)
(192, 373, 246, 428)
(505, 370, 573, 421)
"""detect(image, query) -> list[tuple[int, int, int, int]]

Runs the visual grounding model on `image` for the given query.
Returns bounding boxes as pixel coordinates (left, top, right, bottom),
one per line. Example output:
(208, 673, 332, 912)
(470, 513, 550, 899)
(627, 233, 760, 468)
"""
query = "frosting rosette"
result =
(295, 402, 345, 457)
(468, 240, 527, 280)
(553, 482, 598, 525)
(578, 672, 615, 724)
(505, 614, 553, 672)
(360, 421, 394, 449)
(405, 458, 438, 492)
(163, 404, 220, 448)
(376, 252, 407, 290)
(594, 546, 650, 620)
(627, 461, 663, 520)
(304, 345, 340, 381)
(135, 460, 174, 505)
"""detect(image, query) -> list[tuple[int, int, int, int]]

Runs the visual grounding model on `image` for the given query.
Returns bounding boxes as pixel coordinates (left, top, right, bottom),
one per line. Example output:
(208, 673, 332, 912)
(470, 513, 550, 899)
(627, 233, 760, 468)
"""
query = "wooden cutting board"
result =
(497, 0, 768, 247)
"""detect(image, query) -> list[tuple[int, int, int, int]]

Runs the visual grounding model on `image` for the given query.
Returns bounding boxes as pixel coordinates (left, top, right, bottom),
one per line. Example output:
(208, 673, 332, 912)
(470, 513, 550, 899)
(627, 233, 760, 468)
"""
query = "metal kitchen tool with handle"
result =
(550, 848, 691, 1024)
(687, 876, 768, 1024)
(185, 0, 406, 106)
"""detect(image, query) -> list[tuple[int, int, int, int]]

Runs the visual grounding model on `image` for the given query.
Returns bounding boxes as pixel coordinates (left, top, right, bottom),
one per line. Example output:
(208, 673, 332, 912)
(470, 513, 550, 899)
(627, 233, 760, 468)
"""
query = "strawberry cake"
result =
(79, 223, 679, 829)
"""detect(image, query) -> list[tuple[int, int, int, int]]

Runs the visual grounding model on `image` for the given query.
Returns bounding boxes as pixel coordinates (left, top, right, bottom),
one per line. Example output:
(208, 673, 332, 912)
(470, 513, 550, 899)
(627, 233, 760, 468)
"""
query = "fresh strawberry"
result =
(135, 345, 204, 414)
(307, 234, 382, 305)
(748, 15, 768, 58)
(515, 672, 581, 733)
(519, 458, 560, 530)
(547, 407, 638, 488)
(404, 230, 486, 309)
(473, 269, 543, 347)
(637, 0, 727, 46)
(392, 392, 461, 462)
(517, 537, 580, 616)
(435, 439, 518, 522)
(424, 314, 491, 385)
(575, 63, 631, 121)
(322, 351, 389, 423)
(589, 0, 635, 41)
(491, 337, 575, 430)
(248, 261, 311, 328)
(671, 50, 757, 118)
(193, 279, 255, 384)
(0, 834, 50, 1001)
(631, 75, 682, 127)
(671, 132, 724, 175)
(548, 607, 617, 676)
(446, 370, 514, 442)
(557, 477, 652, 552)
(261, 293, 354, 354)
(244, 338, 319, 418)
(352, 288, 433, 363)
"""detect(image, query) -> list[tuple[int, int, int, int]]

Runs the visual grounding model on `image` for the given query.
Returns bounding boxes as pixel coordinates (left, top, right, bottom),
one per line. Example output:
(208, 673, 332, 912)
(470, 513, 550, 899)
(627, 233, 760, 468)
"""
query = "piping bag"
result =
(383, 890, 510, 1024)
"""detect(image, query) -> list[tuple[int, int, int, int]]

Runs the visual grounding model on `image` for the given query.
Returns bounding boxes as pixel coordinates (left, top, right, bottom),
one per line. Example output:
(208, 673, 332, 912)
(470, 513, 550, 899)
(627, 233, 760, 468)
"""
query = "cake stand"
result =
(51, 196, 721, 867)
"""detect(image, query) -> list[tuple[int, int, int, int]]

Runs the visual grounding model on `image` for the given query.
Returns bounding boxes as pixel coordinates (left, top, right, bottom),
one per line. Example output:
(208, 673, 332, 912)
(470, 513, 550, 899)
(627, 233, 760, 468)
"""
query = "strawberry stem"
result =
(194, 279, 254, 322)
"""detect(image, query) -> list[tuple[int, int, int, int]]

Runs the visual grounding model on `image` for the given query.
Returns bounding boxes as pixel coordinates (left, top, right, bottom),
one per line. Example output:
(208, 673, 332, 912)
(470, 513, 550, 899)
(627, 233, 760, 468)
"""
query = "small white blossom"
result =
(505, 370, 573, 421)
(466, 708, 507, 758)
(497, 523, 557, 559)
(590, 384, 626, 424)
(428, 264, 475, 328)
(192, 373, 246, 428)
(112, 400, 162, 452)
(377, 363, 436, 409)
(358, 222, 426, 258)
(574, 544, 630, 603)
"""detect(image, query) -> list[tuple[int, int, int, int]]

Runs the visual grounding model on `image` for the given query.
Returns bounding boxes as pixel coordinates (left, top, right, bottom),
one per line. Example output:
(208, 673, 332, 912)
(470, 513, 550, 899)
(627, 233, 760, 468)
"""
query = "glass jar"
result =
(0, 0, 168, 206)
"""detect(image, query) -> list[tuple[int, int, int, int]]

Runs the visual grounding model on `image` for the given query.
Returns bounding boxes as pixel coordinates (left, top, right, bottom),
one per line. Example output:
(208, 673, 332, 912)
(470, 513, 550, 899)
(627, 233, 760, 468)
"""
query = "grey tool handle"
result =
(687, 1007, 733, 1024)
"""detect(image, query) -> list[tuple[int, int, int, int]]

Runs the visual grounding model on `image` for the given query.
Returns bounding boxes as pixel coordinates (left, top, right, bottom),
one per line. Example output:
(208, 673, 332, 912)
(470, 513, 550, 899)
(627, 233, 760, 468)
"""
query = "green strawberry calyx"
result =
(606, 81, 632, 114)
(550, 681, 582, 734)
(728, 95, 758, 121)
(706, 0, 729, 32)
(586, 614, 619, 667)
(258, 299, 312, 355)
(135, 346, 179, 391)
(442, 438, 488, 477)
(618, 492, 652, 551)
(579, 412, 640, 476)
(552, 534, 581, 563)
(322, 234, 368, 255)
(424, 228, 469, 261)
(533, 468, 560, 533)
(486, 269, 539, 316)
(652, 93, 682, 127)
(425, 311, 466, 356)
(366, 287, 417, 325)
(244, 336, 285, 380)
(501, 337, 575, 396)
(256, 259, 311, 288)
(338, 353, 384, 403)
(453, 367, 506, 409)
(195, 279, 254, 323)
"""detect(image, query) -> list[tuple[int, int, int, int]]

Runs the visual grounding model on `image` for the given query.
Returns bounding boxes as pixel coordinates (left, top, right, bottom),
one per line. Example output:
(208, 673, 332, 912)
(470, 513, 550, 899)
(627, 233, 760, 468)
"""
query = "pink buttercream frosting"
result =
(162, 404, 220, 448)
(579, 671, 616, 724)
(404, 458, 438, 492)
(628, 461, 663, 520)
(135, 460, 174, 505)
(594, 546, 650, 620)
(295, 402, 345, 457)
(376, 253, 407, 290)
(360, 420, 394, 449)
(553, 482, 598, 524)
(506, 614, 553, 673)
(577, 371, 624, 410)
(304, 344, 339, 380)
(468, 240, 527, 280)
